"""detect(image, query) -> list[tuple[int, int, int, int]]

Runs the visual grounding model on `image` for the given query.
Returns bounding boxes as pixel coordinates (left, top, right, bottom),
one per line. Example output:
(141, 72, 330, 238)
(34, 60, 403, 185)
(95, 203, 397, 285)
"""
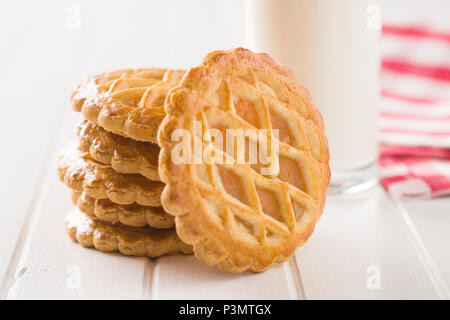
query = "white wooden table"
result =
(0, 0, 448, 300)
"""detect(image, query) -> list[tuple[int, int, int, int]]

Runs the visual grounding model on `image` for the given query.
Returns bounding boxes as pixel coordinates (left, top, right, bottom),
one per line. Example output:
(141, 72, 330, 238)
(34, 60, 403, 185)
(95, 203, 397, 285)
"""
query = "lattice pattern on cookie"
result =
(77, 119, 160, 181)
(72, 68, 185, 143)
(57, 142, 163, 206)
(65, 210, 192, 257)
(71, 190, 174, 229)
(158, 48, 329, 273)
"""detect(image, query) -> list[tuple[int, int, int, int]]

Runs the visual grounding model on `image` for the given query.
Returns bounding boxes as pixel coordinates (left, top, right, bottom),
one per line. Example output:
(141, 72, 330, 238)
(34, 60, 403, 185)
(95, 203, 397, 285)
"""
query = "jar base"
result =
(327, 161, 379, 195)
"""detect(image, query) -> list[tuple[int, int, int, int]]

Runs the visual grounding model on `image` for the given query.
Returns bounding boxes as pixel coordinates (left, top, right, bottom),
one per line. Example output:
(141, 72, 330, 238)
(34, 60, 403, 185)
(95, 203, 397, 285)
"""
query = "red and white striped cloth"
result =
(379, 22, 450, 197)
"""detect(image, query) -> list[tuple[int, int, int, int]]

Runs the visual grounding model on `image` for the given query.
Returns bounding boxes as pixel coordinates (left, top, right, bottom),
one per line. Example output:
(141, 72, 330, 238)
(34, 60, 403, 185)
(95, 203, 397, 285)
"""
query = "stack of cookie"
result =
(58, 48, 330, 273)
(58, 68, 193, 258)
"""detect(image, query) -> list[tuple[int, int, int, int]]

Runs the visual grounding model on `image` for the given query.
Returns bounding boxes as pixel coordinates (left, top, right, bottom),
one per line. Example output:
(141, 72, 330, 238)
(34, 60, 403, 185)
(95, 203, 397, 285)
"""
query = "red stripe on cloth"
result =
(420, 174, 450, 194)
(380, 144, 450, 159)
(408, 159, 450, 193)
(380, 128, 450, 136)
(380, 156, 450, 196)
(380, 111, 450, 121)
(379, 23, 450, 197)
(380, 156, 430, 166)
(382, 25, 450, 42)
(380, 175, 408, 190)
(381, 90, 444, 105)
(382, 60, 450, 82)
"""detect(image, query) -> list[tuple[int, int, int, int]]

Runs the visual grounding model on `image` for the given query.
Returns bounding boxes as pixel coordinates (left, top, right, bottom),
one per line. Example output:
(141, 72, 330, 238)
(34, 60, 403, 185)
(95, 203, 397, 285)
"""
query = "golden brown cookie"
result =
(158, 48, 330, 273)
(72, 68, 185, 143)
(71, 190, 175, 229)
(57, 143, 163, 206)
(77, 119, 160, 181)
(65, 210, 192, 257)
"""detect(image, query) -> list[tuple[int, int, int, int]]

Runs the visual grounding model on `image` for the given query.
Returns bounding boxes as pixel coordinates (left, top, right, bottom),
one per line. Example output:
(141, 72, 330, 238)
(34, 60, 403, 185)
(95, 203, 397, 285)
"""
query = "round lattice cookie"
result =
(158, 48, 330, 273)
(77, 119, 161, 181)
(72, 68, 185, 143)
(66, 210, 192, 258)
(71, 190, 175, 229)
(57, 142, 164, 206)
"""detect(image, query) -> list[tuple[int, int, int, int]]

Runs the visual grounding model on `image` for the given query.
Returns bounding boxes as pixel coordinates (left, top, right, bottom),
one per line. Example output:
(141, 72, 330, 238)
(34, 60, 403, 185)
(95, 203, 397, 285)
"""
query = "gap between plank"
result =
(389, 193, 450, 300)
(142, 258, 158, 300)
(284, 255, 306, 300)
(151, 260, 161, 300)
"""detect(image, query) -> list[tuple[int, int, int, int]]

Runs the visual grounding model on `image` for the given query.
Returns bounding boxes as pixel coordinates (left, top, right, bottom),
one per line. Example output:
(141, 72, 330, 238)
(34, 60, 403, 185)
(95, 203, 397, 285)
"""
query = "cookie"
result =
(72, 68, 185, 143)
(158, 48, 330, 273)
(77, 119, 160, 181)
(71, 68, 169, 112)
(71, 190, 175, 229)
(57, 142, 163, 206)
(65, 210, 192, 257)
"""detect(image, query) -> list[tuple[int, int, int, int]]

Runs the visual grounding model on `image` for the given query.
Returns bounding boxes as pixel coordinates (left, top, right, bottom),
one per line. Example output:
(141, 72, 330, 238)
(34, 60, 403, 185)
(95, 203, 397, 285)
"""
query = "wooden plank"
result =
(155, 255, 302, 300)
(296, 186, 440, 299)
(398, 198, 450, 299)
(0, 1, 76, 290)
(6, 138, 155, 298)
